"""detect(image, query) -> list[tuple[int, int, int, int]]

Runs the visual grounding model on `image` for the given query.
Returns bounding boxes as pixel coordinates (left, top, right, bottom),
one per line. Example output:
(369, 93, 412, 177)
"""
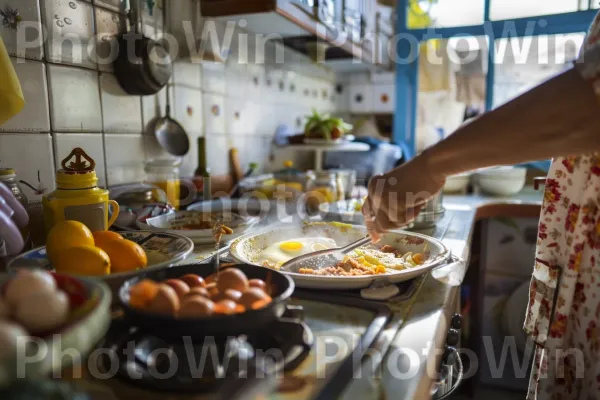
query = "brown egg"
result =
(216, 269, 249, 293)
(239, 288, 271, 309)
(205, 273, 217, 285)
(179, 296, 214, 318)
(148, 284, 180, 316)
(186, 287, 210, 298)
(248, 279, 266, 291)
(223, 289, 242, 302)
(164, 279, 190, 299)
(214, 299, 236, 315)
(180, 274, 206, 288)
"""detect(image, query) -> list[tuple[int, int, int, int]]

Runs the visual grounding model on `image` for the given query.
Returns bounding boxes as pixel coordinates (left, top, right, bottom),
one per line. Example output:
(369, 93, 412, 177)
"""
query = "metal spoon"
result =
(280, 235, 372, 273)
(154, 92, 189, 156)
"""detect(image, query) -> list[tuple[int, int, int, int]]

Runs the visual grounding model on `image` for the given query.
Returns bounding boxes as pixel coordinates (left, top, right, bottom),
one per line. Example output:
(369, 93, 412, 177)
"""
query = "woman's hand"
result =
(0, 183, 28, 257)
(362, 152, 445, 241)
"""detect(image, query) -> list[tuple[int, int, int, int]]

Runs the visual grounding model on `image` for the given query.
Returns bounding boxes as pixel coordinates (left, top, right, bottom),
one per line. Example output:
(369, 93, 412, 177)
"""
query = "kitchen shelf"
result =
(282, 142, 370, 171)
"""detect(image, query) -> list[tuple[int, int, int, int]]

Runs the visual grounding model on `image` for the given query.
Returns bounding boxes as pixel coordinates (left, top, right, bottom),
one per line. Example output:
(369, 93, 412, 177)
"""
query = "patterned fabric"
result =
(525, 12, 600, 399)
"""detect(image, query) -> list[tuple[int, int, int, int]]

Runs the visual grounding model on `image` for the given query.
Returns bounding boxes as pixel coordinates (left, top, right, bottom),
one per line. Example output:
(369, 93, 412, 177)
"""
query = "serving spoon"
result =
(280, 235, 372, 273)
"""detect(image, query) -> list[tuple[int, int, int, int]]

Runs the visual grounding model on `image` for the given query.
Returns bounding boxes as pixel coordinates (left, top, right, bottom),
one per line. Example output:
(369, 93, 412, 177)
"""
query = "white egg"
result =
(0, 322, 28, 360)
(258, 237, 338, 265)
(13, 290, 69, 334)
(5, 269, 57, 307)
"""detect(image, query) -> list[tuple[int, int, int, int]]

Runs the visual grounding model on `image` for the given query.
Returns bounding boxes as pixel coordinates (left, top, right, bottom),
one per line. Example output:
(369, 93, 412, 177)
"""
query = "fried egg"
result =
(257, 237, 338, 267)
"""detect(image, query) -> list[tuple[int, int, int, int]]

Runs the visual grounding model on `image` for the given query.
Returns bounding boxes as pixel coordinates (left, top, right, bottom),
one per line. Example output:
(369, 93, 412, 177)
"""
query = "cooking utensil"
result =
(280, 235, 371, 272)
(230, 222, 451, 290)
(114, 0, 171, 95)
(153, 90, 189, 156)
(118, 263, 294, 338)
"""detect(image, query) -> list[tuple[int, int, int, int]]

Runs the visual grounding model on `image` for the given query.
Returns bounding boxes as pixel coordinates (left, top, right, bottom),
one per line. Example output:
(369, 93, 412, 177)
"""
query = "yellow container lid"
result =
(55, 148, 98, 189)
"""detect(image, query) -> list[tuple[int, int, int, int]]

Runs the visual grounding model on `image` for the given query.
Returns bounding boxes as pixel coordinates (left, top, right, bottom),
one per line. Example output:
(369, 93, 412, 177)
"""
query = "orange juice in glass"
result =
(145, 159, 181, 210)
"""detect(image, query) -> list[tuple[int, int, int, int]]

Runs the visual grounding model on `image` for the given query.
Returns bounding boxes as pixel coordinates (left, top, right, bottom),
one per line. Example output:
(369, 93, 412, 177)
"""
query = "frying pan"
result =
(119, 263, 294, 338)
(114, 0, 171, 95)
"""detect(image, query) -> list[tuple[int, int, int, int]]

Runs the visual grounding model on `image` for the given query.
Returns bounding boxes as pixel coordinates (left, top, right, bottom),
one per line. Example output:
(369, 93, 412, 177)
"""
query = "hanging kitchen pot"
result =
(114, 0, 172, 95)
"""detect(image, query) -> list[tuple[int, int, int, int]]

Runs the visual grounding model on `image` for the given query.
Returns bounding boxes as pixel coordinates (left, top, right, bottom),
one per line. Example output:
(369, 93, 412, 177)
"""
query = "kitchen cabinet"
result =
(199, 0, 390, 69)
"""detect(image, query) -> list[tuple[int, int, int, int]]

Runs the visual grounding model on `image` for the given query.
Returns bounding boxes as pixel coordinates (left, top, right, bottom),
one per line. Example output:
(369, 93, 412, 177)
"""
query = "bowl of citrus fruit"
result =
(7, 221, 194, 293)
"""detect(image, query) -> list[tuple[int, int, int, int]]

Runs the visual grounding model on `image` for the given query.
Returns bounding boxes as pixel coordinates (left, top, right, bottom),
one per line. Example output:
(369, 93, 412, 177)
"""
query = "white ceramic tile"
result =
(99, 73, 143, 133)
(225, 96, 250, 136)
(42, 0, 96, 69)
(0, 0, 44, 60)
(104, 133, 146, 186)
(94, 7, 126, 72)
(172, 85, 203, 136)
(334, 82, 349, 112)
(201, 63, 226, 95)
(47, 64, 102, 132)
(141, 85, 170, 133)
(179, 130, 203, 178)
(205, 135, 229, 176)
(172, 61, 202, 89)
(202, 93, 225, 135)
(0, 133, 55, 201)
(0, 58, 50, 132)
(53, 133, 106, 187)
(93, 0, 127, 14)
(348, 84, 373, 113)
(372, 83, 395, 113)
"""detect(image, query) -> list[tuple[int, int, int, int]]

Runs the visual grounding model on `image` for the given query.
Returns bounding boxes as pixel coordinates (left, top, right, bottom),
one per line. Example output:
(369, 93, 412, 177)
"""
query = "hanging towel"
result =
(0, 36, 24, 125)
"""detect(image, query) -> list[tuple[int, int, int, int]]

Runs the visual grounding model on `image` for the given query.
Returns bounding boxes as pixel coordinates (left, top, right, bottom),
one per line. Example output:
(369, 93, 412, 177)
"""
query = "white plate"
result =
(229, 222, 450, 290)
(144, 210, 258, 244)
(303, 138, 348, 145)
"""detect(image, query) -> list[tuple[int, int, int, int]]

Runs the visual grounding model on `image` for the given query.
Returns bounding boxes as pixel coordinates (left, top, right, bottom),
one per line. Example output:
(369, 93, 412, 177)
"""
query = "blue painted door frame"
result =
(393, 0, 597, 160)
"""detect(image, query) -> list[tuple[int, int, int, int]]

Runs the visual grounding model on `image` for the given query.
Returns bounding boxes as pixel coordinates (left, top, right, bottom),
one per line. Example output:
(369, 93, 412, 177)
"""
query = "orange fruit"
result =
(47, 221, 95, 265)
(53, 245, 111, 276)
(93, 230, 123, 250)
(129, 279, 159, 309)
(101, 239, 148, 273)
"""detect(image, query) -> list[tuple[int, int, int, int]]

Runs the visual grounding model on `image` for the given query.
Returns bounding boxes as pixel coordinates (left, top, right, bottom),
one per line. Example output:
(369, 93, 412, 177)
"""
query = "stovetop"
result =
(80, 288, 409, 400)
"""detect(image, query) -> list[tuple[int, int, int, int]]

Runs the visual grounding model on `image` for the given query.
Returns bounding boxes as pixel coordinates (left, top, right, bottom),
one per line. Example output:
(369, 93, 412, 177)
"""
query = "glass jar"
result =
(306, 171, 340, 211)
(145, 159, 181, 210)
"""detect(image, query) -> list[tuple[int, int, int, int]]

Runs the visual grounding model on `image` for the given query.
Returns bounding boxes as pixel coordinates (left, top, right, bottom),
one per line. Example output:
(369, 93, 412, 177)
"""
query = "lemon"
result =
(46, 221, 95, 265)
(53, 245, 111, 277)
(101, 239, 147, 273)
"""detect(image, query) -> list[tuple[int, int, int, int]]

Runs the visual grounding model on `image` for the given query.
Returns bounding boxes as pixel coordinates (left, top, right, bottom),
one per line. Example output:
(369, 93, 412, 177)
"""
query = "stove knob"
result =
(451, 314, 462, 330)
(446, 328, 460, 347)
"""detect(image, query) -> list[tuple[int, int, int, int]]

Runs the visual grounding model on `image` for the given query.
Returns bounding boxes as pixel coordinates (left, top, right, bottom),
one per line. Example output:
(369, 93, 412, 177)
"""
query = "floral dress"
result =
(525, 12, 600, 399)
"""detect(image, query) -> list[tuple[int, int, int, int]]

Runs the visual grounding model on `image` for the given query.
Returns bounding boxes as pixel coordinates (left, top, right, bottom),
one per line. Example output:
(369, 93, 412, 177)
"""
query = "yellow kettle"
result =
(43, 148, 119, 234)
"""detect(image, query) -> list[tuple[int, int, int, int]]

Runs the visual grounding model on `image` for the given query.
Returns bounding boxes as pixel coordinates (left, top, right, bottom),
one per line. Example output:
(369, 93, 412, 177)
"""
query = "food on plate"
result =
(128, 268, 274, 317)
(0, 270, 76, 346)
(148, 284, 180, 315)
(180, 274, 206, 288)
(258, 237, 338, 267)
(297, 246, 428, 276)
(53, 245, 111, 276)
(99, 238, 148, 273)
(46, 220, 148, 276)
(46, 221, 95, 264)
(92, 230, 123, 248)
(304, 110, 352, 141)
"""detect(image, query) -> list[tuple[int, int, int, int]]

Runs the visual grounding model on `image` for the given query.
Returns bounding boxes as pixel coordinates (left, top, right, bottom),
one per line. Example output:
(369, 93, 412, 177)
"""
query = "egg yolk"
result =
(279, 241, 304, 253)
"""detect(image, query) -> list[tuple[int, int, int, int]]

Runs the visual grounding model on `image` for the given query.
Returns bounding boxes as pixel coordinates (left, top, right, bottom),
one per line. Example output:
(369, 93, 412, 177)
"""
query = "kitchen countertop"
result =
(346, 188, 543, 400)
(61, 189, 543, 400)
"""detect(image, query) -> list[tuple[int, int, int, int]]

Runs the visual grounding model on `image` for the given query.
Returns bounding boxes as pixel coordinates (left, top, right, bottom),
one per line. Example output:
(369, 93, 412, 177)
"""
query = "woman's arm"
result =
(425, 68, 600, 180)
(363, 66, 600, 238)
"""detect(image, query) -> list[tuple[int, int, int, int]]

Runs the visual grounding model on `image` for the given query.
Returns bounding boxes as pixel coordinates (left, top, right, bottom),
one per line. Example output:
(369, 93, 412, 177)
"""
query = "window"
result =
(490, 0, 580, 21)
(426, 0, 484, 28)
(493, 33, 585, 107)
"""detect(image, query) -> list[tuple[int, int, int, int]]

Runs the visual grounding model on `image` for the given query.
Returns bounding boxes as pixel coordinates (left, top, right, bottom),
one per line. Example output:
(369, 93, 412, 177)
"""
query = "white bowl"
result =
(443, 173, 471, 193)
(475, 166, 527, 196)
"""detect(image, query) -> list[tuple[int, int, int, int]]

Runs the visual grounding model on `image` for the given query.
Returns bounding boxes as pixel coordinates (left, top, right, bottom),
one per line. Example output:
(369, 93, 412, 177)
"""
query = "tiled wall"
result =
(0, 0, 337, 201)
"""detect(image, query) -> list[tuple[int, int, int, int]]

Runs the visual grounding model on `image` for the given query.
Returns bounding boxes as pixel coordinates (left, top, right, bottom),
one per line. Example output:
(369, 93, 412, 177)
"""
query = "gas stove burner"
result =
(96, 307, 313, 393)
